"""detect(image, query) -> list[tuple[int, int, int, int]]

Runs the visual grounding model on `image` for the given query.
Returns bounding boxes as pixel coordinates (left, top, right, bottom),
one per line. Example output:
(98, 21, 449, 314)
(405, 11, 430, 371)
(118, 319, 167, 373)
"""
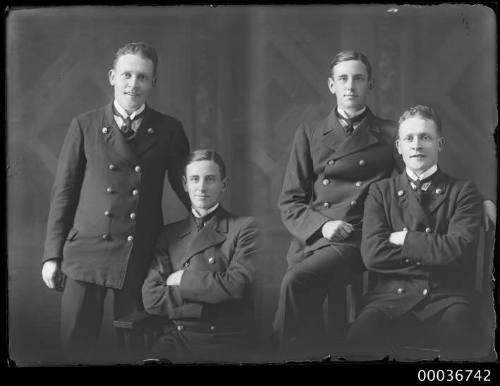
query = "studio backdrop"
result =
(7, 5, 497, 364)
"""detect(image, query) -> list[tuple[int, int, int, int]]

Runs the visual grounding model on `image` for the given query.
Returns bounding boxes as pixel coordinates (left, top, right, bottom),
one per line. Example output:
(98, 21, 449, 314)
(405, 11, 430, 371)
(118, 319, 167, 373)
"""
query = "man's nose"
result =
(346, 78, 354, 90)
(411, 138, 422, 148)
(128, 75, 138, 87)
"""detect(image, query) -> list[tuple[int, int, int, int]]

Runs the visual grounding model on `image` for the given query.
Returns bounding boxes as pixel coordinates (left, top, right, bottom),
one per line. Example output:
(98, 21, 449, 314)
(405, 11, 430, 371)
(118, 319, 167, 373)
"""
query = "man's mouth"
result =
(410, 154, 426, 158)
(125, 92, 139, 97)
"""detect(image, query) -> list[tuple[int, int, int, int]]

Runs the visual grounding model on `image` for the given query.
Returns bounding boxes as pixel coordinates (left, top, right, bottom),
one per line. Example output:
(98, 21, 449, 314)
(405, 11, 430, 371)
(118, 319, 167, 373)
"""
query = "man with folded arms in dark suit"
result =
(347, 105, 486, 359)
(41, 42, 190, 362)
(142, 150, 259, 363)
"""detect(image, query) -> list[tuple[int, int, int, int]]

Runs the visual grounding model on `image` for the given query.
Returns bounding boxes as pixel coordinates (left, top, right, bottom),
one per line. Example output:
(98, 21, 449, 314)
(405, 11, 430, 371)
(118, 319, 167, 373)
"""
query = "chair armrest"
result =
(113, 310, 162, 330)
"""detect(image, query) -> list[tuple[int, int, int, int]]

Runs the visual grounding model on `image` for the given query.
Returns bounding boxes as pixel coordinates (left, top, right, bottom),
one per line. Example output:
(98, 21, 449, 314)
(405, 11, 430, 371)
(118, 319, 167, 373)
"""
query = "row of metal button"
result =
(323, 200, 357, 209)
(322, 179, 363, 187)
(182, 256, 217, 268)
(102, 127, 155, 135)
(101, 234, 134, 242)
(396, 287, 428, 296)
(103, 211, 136, 220)
(176, 325, 216, 332)
(326, 159, 366, 166)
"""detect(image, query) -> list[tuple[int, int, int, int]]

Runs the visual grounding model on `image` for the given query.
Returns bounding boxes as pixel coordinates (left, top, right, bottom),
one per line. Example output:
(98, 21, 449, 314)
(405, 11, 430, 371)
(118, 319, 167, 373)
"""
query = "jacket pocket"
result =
(66, 228, 79, 241)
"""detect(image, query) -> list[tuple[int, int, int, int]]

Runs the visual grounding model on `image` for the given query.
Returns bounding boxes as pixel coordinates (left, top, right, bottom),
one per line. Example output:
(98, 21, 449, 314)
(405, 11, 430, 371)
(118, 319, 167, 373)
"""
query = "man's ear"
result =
(368, 79, 374, 90)
(395, 138, 402, 155)
(182, 176, 188, 192)
(109, 69, 115, 86)
(437, 137, 445, 152)
(327, 77, 335, 95)
(152, 76, 157, 87)
(221, 177, 228, 192)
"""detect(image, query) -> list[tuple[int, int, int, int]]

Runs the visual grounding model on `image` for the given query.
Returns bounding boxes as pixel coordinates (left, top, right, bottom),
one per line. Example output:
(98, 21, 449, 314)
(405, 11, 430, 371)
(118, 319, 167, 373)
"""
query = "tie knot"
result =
(410, 176, 433, 191)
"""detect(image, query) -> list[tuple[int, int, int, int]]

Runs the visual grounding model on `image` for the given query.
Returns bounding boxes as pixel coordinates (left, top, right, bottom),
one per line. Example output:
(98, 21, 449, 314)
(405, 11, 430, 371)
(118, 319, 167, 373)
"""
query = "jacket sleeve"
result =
(179, 218, 258, 304)
(361, 183, 408, 273)
(42, 117, 86, 263)
(278, 125, 330, 244)
(142, 233, 203, 319)
(402, 181, 482, 267)
(167, 121, 190, 210)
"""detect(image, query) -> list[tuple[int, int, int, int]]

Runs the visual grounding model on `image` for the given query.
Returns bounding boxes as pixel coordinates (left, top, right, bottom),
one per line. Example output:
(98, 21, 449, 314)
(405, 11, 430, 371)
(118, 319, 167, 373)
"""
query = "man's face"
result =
(183, 160, 227, 212)
(396, 117, 444, 175)
(109, 53, 156, 113)
(328, 60, 372, 113)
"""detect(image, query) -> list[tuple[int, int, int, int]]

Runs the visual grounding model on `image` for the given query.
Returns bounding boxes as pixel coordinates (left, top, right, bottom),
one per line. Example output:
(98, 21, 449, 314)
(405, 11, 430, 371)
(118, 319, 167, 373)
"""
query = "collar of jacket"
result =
(100, 101, 157, 165)
(322, 106, 382, 160)
(178, 205, 229, 238)
(396, 167, 448, 224)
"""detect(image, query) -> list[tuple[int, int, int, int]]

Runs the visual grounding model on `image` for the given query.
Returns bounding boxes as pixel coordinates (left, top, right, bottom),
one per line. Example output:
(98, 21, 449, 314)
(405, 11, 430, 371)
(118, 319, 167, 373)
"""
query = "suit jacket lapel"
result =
(396, 172, 431, 228)
(427, 169, 448, 214)
(100, 102, 138, 166)
(179, 208, 228, 266)
(323, 108, 381, 160)
(322, 108, 348, 150)
(134, 105, 158, 157)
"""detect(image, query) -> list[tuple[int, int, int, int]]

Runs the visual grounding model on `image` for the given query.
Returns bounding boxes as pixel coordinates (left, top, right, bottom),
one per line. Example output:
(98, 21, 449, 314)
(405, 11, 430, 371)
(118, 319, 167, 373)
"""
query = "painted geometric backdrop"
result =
(7, 5, 496, 364)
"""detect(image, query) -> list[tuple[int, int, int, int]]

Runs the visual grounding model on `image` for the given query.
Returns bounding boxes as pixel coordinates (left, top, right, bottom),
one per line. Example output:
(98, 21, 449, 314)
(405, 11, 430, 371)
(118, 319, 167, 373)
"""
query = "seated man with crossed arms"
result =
(347, 105, 488, 359)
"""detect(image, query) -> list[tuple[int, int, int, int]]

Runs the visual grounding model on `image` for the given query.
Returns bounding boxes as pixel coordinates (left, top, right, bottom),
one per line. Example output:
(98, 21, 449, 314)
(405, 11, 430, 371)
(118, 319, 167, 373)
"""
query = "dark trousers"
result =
(346, 303, 482, 359)
(273, 243, 361, 359)
(61, 276, 142, 363)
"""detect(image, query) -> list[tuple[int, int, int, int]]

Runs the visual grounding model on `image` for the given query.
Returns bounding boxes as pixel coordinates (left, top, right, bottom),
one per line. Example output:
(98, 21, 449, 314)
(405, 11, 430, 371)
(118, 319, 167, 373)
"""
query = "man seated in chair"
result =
(142, 149, 259, 363)
(346, 105, 487, 360)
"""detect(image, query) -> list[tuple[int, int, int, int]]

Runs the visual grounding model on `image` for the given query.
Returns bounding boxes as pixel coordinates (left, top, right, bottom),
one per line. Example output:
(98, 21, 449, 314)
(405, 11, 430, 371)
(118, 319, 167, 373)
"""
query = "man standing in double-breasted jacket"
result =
(41, 42, 190, 361)
(347, 106, 484, 359)
(273, 51, 402, 358)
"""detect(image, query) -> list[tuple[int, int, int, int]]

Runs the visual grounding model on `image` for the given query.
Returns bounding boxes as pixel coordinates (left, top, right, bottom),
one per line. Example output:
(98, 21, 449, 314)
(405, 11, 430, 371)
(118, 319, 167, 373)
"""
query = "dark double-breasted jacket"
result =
(142, 206, 259, 334)
(43, 102, 190, 290)
(360, 169, 482, 319)
(279, 107, 400, 266)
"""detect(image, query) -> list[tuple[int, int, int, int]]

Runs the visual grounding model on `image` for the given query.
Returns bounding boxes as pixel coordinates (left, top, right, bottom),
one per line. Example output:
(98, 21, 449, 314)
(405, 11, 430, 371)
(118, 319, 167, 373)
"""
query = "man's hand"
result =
(321, 220, 354, 242)
(166, 270, 184, 286)
(42, 259, 64, 291)
(389, 230, 408, 246)
(483, 200, 496, 232)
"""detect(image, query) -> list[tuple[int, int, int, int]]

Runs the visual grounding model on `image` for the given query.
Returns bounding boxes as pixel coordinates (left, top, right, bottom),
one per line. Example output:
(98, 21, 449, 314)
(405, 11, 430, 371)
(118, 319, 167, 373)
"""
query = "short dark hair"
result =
(398, 105, 443, 136)
(183, 149, 227, 179)
(113, 42, 158, 76)
(329, 51, 373, 80)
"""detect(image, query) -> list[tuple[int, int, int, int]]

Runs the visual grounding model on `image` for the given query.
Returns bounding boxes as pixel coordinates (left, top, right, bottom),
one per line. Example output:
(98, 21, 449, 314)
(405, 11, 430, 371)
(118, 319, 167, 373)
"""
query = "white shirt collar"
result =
(113, 100, 145, 120)
(406, 164, 438, 181)
(337, 106, 367, 120)
(192, 203, 220, 218)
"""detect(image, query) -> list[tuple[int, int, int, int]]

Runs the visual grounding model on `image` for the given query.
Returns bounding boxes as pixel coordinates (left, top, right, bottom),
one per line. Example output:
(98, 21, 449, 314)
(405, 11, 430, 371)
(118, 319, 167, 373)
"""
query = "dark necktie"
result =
(336, 108, 368, 136)
(409, 175, 433, 203)
(113, 106, 144, 140)
(193, 209, 218, 232)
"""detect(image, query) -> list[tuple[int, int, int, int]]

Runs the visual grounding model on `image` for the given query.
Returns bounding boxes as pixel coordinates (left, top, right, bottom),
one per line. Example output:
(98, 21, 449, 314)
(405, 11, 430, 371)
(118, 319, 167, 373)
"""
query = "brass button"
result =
(397, 190, 404, 197)
(435, 188, 443, 195)
(416, 261, 422, 266)
(108, 164, 116, 171)
(102, 233, 110, 241)
(425, 227, 432, 234)
(147, 128, 155, 135)
(132, 189, 139, 196)
(127, 235, 134, 242)
(422, 288, 428, 296)
(134, 165, 142, 173)
(358, 159, 365, 166)
(350, 200, 357, 206)
(106, 187, 113, 194)
(129, 212, 136, 220)
(177, 325, 184, 331)
(327, 160, 334, 166)
(102, 127, 109, 134)
(355, 181, 362, 187)
(104, 210, 111, 217)
(209, 325, 216, 331)
(403, 227, 408, 231)
(322, 179, 330, 186)
(404, 258, 410, 264)
(208, 257, 215, 264)
(397, 288, 404, 294)
(323, 202, 330, 208)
